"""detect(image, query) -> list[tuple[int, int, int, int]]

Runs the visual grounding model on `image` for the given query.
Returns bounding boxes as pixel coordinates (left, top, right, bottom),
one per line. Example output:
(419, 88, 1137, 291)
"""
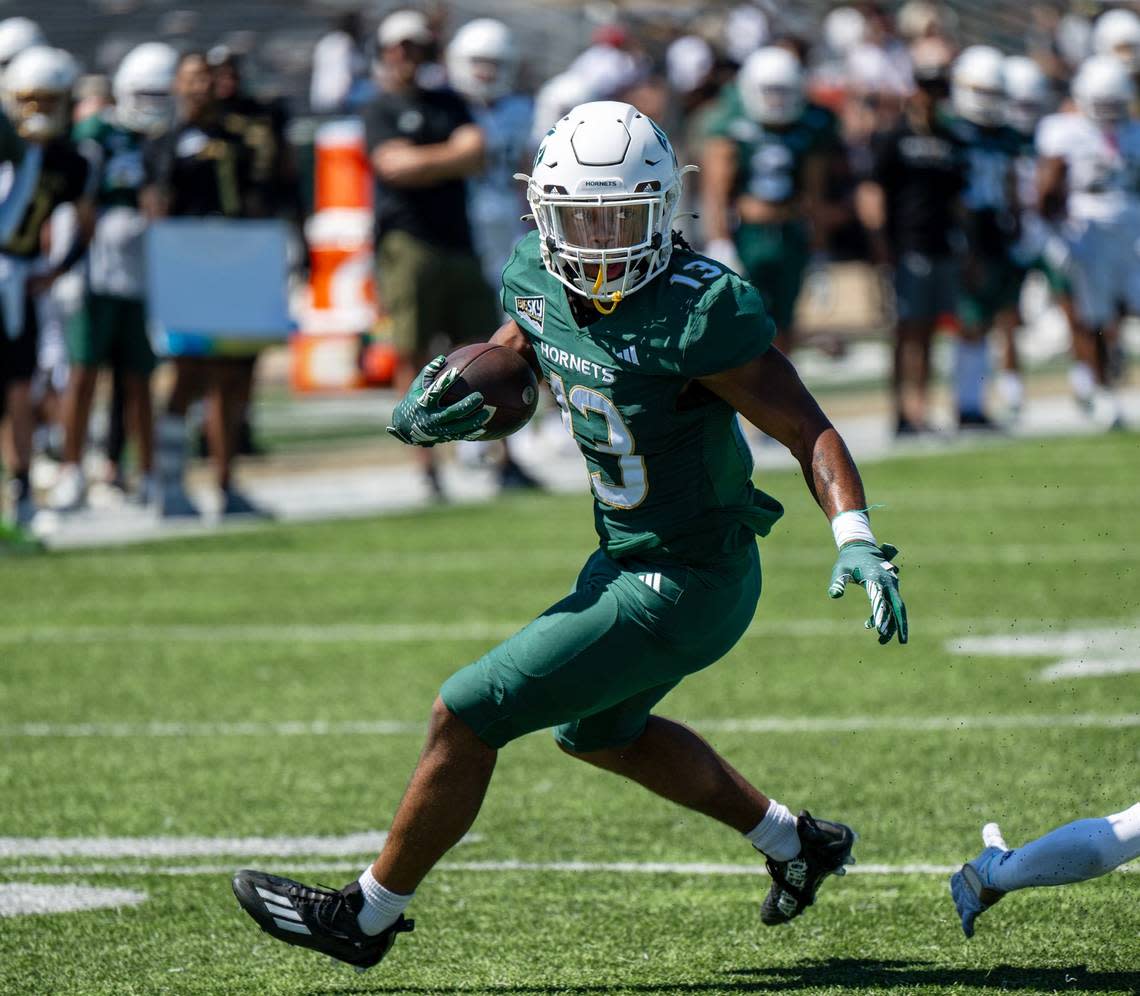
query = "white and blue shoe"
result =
(949, 822, 1009, 938)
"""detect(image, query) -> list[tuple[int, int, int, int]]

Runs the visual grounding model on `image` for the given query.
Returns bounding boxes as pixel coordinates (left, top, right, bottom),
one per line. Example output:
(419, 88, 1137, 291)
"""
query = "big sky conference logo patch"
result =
(516, 296, 545, 335)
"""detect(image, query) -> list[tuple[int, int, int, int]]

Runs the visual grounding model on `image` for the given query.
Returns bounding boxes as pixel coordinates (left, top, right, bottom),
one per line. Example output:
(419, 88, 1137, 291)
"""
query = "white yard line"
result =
(0, 832, 479, 859)
(0, 883, 147, 916)
(2, 859, 1136, 878)
(2, 713, 1136, 740)
(947, 625, 1140, 682)
(1038, 659, 1140, 681)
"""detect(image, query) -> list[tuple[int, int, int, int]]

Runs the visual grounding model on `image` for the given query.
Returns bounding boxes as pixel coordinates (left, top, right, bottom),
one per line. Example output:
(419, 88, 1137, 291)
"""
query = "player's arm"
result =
(1036, 154, 1066, 221)
(371, 123, 485, 188)
(699, 136, 744, 272)
(700, 349, 907, 644)
(489, 318, 542, 378)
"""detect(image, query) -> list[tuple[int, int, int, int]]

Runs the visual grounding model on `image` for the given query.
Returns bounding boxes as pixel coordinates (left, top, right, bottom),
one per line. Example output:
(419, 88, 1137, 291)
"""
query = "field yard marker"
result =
(2, 713, 1136, 740)
(0, 832, 479, 859)
(3, 859, 1136, 878)
(948, 625, 1140, 682)
(0, 883, 147, 916)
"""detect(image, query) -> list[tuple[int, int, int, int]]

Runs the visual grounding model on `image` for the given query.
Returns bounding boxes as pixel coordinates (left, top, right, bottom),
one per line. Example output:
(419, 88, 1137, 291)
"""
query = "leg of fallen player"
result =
(561, 716, 768, 832)
(369, 696, 497, 895)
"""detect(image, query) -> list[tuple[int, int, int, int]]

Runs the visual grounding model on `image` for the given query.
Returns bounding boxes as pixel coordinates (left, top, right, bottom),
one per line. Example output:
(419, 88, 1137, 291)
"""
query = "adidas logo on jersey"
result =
(637, 572, 662, 593)
(616, 345, 639, 366)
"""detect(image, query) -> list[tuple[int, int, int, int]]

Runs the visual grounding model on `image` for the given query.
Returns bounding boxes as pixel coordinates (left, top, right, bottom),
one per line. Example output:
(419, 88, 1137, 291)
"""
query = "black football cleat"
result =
(232, 870, 413, 971)
(760, 810, 857, 925)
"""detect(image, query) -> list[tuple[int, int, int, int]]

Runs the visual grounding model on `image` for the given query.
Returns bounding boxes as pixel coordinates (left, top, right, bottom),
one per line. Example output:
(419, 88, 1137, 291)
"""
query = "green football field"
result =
(2, 433, 1138, 995)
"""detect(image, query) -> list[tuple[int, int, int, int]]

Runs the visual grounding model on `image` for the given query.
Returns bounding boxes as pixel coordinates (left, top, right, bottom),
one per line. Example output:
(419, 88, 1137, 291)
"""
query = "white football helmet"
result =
(952, 45, 1006, 127)
(1003, 55, 1050, 135)
(520, 101, 694, 309)
(3, 46, 78, 141)
(738, 47, 804, 126)
(113, 42, 178, 135)
(446, 19, 518, 104)
(1072, 54, 1135, 125)
(823, 7, 866, 59)
(1092, 8, 1140, 73)
(0, 17, 44, 70)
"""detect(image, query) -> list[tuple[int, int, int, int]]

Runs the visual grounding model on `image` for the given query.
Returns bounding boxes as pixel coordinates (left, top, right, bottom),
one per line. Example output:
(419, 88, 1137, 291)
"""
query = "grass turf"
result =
(1, 432, 1138, 994)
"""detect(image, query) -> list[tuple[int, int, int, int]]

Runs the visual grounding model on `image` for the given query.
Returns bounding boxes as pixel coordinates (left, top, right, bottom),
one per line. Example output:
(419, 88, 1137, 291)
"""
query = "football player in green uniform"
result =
(949, 46, 1022, 429)
(51, 42, 178, 511)
(700, 46, 834, 355)
(233, 101, 907, 973)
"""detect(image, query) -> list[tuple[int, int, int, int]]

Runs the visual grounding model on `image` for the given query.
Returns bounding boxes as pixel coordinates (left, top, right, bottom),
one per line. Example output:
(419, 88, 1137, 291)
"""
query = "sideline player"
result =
(949, 46, 1020, 429)
(701, 46, 833, 356)
(0, 47, 93, 531)
(233, 101, 907, 972)
(1036, 55, 1140, 427)
(51, 42, 178, 511)
(950, 804, 1140, 937)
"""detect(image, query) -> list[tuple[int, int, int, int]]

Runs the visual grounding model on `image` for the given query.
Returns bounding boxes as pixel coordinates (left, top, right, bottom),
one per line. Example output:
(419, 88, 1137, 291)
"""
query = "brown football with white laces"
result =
(428, 342, 539, 440)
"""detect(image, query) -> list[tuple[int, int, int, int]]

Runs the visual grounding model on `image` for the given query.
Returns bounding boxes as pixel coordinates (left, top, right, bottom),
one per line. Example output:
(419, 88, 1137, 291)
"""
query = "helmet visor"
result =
(552, 202, 652, 252)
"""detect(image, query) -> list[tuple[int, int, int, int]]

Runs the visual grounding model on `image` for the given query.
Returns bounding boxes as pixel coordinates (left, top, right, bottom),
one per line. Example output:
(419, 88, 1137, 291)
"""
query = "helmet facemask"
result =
(520, 101, 695, 313)
(529, 183, 682, 311)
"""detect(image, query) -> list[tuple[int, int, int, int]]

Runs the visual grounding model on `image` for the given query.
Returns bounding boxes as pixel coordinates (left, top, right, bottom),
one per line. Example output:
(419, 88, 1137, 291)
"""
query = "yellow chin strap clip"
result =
(591, 265, 622, 315)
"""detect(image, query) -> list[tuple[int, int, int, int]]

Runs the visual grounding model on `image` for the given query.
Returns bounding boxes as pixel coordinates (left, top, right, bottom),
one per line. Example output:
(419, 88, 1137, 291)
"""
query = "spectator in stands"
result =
(0, 47, 93, 534)
(142, 51, 266, 518)
(51, 43, 179, 513)
(365, 9, 497, 500)
(857, 53, 966, 435)
(310, 10, 371, 114)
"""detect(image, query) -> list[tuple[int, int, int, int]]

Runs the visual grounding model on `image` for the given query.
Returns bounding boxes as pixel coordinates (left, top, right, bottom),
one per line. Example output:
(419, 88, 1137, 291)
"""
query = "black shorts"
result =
(0, 291, 39, 387)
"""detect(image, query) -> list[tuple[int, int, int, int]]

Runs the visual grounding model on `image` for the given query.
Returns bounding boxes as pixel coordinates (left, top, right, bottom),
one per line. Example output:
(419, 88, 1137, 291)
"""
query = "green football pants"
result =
(440, 544, 761, 752)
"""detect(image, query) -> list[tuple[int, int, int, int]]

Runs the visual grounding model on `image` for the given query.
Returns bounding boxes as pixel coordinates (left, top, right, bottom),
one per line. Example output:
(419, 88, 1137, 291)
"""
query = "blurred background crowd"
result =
(1, 0, 1138, 542)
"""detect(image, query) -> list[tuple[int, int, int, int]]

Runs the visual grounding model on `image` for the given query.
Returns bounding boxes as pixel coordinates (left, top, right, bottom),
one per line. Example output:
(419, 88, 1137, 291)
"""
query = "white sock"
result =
(998, 370, 1024, 411)
(987, 803, 1140, 892)
(1069, 362, 1095, 403)
(955, 338, 989, 415)
(356, 867, 413, 935)
(745, 800, 800, 862)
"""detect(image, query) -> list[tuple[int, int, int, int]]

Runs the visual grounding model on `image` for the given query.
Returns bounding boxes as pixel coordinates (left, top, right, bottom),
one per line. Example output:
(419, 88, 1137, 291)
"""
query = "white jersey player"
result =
(446, 19, 533, 294)
(1036, 54, 1140, 423)
(950, 803, 1140, 937)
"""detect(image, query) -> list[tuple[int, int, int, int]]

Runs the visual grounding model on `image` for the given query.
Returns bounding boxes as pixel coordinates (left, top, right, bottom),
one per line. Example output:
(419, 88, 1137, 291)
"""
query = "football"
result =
(429, 342, 540, 440)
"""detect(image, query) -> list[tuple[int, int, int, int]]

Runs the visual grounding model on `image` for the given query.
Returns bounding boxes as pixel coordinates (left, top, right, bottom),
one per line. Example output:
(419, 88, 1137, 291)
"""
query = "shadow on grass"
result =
(309, 957, 1140, 994)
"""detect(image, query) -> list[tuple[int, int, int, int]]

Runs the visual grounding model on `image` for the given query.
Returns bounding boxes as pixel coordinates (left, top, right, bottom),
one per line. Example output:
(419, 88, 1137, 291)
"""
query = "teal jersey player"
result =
(500, 228, 783, 565)
(700, 51, 833, 341)
(232, 101, 908, 976)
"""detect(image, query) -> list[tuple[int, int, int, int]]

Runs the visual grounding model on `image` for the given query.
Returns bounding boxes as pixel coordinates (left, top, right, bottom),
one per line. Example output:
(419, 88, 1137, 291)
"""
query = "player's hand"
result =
(828, 541, 908, 645)
(386, 355, 491, 447)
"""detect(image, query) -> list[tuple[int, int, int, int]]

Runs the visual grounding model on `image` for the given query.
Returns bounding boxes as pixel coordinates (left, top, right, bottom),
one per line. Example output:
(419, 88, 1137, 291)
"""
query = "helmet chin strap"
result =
(591, 264, 622, 315)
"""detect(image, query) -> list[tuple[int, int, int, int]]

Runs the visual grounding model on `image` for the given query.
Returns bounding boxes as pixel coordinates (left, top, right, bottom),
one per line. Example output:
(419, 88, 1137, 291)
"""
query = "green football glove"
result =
(386, 355, 492, 446)
(828, 541, 908, 645)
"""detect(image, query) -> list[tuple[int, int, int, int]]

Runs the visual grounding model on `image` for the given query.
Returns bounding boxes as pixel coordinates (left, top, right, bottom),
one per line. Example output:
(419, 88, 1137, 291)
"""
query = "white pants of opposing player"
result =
(1063, 209, 1140, 329)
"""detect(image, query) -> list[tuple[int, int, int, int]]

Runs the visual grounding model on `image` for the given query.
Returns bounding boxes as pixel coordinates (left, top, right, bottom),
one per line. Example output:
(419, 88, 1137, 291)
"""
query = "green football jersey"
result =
(705, 86, 835, 204)
(501, 229, 784, 565)
(73, 112, 145, 210)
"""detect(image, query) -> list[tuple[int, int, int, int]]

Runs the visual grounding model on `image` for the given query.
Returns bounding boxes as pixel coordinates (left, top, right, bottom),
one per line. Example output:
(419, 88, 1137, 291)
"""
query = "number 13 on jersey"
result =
(548, 371, 647, 509)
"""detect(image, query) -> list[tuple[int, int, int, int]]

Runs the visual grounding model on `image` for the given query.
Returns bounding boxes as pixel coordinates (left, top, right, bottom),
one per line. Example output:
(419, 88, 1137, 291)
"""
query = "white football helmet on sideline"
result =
(738, 47, 804, 126)
(0, 17, 44, 71)
(952, 45, 1006, 126)
(114, 42, 178, 135)
(1072, 54, 1135, 125)
(1003, 55, 1050, 135)
(3, 46, 78, 141)
(520, 101, 694, 309)
(1092, 8, 1140, 73)
(447, 18, 518, 105)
